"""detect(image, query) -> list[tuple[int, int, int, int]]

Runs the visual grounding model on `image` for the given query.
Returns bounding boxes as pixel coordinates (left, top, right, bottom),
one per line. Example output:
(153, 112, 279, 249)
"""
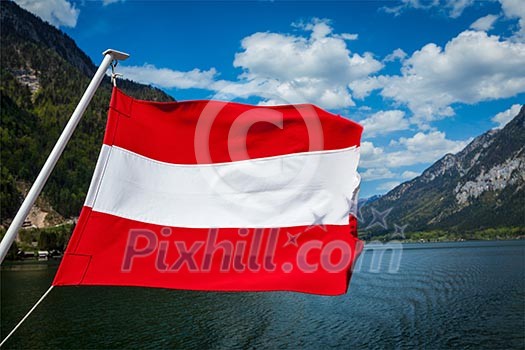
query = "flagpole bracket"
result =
(104, 50, 129, 87)
(110, 60, 123, 87)
(103, 49, 130, 61)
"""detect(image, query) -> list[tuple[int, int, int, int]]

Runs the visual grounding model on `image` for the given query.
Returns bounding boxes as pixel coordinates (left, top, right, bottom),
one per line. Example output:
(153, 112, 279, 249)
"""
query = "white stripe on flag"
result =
(86, 145, 361, 228)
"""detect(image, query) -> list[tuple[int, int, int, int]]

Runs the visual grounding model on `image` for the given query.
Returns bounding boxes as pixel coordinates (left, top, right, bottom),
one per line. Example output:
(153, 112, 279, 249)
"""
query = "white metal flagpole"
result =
(0, 49, 129, 264)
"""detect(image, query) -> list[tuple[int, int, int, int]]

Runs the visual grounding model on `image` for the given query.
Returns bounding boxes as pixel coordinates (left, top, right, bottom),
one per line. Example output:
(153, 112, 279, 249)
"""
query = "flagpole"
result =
(0, 49, 129, 264)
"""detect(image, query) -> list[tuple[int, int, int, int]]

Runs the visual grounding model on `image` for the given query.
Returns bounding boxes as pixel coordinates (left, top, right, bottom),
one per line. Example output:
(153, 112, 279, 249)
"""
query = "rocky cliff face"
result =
(361, 106, 525, 233)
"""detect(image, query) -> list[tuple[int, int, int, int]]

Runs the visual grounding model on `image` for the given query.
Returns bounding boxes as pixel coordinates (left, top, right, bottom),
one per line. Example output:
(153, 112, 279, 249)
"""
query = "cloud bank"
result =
(14, 0, 79, 28)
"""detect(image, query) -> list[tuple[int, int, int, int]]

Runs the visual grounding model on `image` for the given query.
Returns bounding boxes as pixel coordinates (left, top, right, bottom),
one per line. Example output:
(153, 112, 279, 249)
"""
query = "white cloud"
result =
(393, 131, 469, 155)
(334, 33, 359, 41)
(382, 0, 474, 18)
(377, 181, 401, 192)
(447, 0, 474, 18)
(292, 18, 358, 41)
(382, 0, 435, 16)
(360, 132, 469, 168)
(348, 77, 383, 100)
(14, 0, 79, 28)
(351, 30, 525, 126)
(360, 110, 410, 137)
(383, 0, 524, 38)
(361, 167, 396, 180)
(118, 64, 219, 90)
(384, 48, 407, 62)
(102, 0, 124, 5)
(389, 132, 469, 166)
(232, 18, 383, 108)
(470, 14, 499, 31)
(499, 0, 525, 38)
(360, 141, 386, 168)
(401, 170, 420, 179)
(491, 104, 522, 128)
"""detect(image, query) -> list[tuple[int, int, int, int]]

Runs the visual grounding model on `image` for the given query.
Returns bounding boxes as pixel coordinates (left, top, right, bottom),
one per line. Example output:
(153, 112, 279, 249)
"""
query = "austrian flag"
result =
(53, 88, 364, 296)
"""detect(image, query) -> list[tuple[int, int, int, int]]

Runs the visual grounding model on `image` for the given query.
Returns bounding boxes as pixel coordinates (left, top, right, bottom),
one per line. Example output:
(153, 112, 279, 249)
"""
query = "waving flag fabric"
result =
(53, 88, 363, 296)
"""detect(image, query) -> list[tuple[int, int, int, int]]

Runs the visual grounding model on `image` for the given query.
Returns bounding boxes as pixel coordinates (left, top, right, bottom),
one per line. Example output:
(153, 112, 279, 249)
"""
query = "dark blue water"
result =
(2, 240, 524, 349)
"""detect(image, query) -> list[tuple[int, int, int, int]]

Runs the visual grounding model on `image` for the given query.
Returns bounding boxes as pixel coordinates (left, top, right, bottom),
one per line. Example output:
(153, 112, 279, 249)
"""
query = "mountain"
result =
(360, 106, 525, 235)
(0, 1, 174, 227)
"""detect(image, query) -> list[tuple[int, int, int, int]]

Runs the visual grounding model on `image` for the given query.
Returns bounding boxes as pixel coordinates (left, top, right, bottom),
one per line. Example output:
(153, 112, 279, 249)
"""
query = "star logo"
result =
(341, 195, 365, 223)
(341, 196, 355, 219)
(391, 223, 408, 239)
(306, 212, 327, 232)
(284, 232, 301, 247)
(365, 207, 392, 230)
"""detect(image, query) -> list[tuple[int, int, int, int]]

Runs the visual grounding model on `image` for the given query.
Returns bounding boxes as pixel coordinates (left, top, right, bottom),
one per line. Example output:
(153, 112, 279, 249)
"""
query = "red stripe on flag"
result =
(104, 88, 363, 164)
(53, 207, 362, 296)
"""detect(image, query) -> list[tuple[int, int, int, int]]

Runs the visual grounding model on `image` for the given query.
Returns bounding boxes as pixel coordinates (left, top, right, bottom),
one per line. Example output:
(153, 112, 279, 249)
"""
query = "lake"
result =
(1, 240, 524, 349)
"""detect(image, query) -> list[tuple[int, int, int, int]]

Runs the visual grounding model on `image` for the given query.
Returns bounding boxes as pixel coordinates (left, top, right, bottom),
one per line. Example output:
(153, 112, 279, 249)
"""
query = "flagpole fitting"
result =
(103, 49, 130, 61)
(104, 49, 129, 87)
(110, 60, 123, 87)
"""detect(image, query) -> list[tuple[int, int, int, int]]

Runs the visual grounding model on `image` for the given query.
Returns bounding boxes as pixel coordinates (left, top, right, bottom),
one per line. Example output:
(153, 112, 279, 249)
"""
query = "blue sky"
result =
(15, 0, 525, 197)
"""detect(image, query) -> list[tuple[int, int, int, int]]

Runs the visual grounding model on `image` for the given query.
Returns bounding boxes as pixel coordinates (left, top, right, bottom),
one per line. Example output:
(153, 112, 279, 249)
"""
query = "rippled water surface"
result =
(2, 240, 524, 349)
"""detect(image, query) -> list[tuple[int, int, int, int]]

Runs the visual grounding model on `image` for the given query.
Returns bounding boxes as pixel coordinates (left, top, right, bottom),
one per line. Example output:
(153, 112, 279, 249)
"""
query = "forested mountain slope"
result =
(1, 1, 174, 225)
